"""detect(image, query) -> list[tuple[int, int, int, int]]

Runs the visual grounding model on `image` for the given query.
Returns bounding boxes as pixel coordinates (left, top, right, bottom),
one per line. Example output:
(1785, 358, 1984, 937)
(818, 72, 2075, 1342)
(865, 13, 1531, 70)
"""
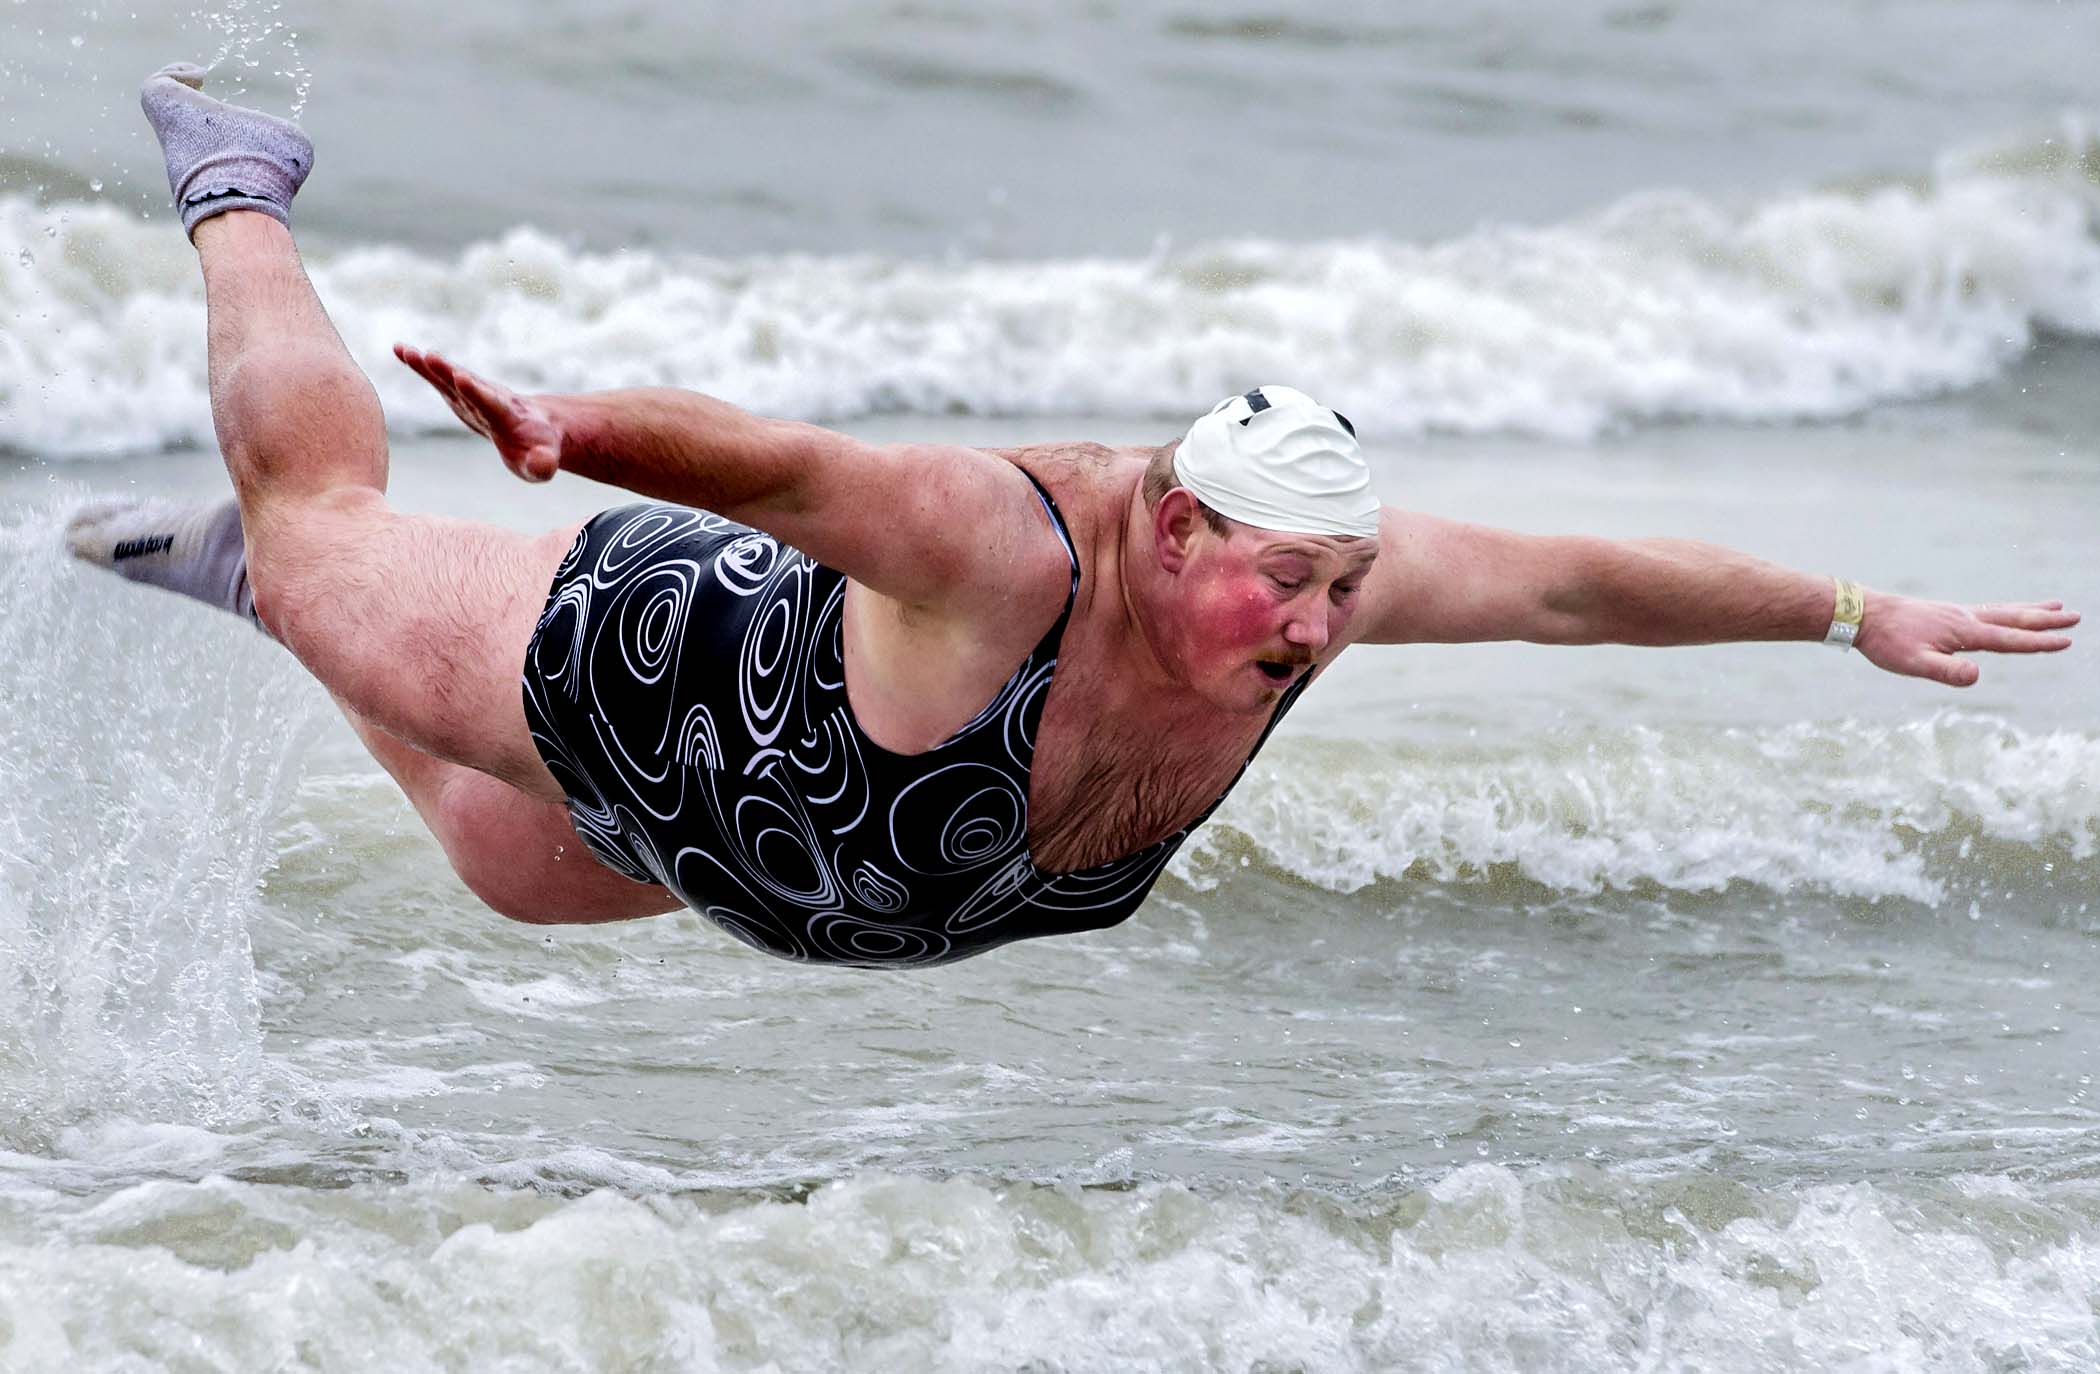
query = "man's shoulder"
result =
(989, 440, 1151, 540)
(989, 438, 1147, 478)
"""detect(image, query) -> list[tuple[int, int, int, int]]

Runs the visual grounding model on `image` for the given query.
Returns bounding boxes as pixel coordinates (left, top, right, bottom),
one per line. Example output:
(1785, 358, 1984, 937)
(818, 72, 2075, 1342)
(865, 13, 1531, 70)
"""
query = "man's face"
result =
(1163, 514, 1379, 712)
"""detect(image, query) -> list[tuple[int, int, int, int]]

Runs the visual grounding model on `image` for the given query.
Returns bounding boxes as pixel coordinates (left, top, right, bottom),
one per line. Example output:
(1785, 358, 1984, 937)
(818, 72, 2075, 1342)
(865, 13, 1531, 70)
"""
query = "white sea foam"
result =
(5, 1166, 2099, 1372)
(1178, 714, 2100, 905)
(3, 121, 2096, 454)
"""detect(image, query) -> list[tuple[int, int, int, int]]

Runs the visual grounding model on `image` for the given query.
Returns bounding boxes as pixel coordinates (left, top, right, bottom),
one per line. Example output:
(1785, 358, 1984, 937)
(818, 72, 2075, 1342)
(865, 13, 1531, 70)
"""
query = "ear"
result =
(1153, 487, 1206, 574)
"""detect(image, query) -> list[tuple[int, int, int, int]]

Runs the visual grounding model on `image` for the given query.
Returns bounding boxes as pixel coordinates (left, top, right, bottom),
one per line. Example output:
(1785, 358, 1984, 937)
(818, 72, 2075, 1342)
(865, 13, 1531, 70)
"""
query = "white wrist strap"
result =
(1824, 577, 1864, 650)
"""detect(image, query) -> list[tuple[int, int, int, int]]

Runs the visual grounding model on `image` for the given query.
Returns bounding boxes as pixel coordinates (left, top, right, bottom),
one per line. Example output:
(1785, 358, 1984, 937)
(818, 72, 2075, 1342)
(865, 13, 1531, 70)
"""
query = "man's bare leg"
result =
(64, 488, 677, 921)
(191, 217, 671, 915)
(121, 65, 676, 920)
(186, 216, 660, 912)
(342, 704, 680, 923)
(187, 211, 560, 792)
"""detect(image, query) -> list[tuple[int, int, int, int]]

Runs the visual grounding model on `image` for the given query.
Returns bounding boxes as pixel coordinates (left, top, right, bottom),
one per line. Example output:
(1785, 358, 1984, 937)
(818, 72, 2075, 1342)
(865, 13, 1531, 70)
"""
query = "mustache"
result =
(1261, 650, 1319, 668)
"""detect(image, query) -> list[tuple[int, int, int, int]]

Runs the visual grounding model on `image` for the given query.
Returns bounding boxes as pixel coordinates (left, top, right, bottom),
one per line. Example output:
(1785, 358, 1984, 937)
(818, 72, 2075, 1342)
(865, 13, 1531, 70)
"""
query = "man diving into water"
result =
(70, 66, 2081, 965)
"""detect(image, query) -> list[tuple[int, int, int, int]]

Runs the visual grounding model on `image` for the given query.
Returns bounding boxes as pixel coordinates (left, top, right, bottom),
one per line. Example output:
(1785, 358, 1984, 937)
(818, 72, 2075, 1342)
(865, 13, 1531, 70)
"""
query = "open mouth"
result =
(1256, 661, 1297, 684)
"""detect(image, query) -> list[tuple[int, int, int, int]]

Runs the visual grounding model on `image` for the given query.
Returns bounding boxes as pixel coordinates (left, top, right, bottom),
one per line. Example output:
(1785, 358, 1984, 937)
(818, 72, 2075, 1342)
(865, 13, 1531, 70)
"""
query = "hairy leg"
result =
(148, 73, 676, 917)
(344, 706, 680, 924)
(189, 211, 570, 796)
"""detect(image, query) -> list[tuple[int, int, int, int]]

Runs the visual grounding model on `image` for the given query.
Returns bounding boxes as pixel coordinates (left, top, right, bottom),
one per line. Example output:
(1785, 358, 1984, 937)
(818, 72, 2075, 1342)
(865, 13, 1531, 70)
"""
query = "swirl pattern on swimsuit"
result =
(520, 486, 1305, 966)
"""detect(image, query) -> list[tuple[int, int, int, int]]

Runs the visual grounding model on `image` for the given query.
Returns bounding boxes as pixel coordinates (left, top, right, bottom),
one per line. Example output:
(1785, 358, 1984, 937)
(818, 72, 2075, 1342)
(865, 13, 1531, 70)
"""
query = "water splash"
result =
(0, 490, 319, 1141)
(196, 0, 311, 115)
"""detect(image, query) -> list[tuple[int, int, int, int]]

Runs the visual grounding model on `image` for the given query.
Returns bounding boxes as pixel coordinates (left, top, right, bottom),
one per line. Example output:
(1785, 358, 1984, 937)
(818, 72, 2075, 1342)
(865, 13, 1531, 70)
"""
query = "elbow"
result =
(1530, 606, 1603, 645)
(1531, 537, 1630, 645)
(1531, 543, 1602, 644)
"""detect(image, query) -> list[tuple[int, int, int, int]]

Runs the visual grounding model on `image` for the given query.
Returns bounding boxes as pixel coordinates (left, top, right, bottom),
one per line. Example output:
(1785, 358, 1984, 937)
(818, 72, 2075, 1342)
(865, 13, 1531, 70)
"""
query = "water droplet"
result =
(70, 34, 84, 47)
(15, 249, 31, 266)
(88, 178, 103, 192)
(1901, 1063, 1916, 1081)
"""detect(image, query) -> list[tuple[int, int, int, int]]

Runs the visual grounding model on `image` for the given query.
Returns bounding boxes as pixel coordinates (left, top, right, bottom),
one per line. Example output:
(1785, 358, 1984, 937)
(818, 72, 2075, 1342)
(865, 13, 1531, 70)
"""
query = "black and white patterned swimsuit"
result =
(521, 475, 1308, 967)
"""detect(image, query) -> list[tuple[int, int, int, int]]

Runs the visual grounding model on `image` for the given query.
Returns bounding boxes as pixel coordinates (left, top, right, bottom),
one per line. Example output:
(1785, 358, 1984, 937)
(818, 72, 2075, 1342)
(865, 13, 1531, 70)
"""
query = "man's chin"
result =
(1211, 661, 1301, 711)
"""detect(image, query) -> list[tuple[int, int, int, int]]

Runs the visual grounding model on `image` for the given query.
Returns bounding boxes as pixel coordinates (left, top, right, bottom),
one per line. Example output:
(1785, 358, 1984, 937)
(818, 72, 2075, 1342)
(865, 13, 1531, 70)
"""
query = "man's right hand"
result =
(393, 344, 563, 482)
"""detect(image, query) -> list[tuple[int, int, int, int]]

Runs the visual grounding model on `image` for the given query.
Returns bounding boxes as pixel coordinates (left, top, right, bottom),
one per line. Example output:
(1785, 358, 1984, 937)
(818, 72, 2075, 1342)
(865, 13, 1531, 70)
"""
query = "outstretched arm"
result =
(1352, 510, 2078, 687)
(397, 343, 898, 511)
(392, 346, 1064, 612)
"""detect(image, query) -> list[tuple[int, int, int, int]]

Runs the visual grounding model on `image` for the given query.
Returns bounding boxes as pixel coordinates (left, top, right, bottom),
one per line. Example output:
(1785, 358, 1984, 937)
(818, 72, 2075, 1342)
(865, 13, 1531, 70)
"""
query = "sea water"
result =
(1, 2, 2097, 1369)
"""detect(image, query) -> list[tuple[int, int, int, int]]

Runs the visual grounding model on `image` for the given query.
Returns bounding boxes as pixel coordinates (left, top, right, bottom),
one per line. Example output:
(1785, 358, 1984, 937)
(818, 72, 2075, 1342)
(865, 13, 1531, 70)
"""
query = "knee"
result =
(429, 780, 581, 925)
(217, 346, 385, 472)
(460, 871, 570, 925)
(440, 824, 566, 925)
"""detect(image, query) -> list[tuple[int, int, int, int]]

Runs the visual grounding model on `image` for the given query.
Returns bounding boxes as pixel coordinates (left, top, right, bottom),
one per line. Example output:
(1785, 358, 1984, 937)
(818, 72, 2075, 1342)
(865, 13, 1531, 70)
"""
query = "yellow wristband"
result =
(1825, 576, 1864, 650)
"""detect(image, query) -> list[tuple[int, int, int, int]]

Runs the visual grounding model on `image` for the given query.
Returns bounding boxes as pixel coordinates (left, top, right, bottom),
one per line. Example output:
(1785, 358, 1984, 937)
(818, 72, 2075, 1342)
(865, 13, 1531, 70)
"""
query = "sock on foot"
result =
(139, 62, 313, 238)
(65, 496, 264, 631)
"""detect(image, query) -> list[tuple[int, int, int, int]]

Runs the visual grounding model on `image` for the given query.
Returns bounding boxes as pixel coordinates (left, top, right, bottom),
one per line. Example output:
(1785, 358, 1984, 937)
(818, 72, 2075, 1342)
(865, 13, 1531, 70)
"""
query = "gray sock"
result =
(139, 62, 313, 238)
(66, 497, 264, 631)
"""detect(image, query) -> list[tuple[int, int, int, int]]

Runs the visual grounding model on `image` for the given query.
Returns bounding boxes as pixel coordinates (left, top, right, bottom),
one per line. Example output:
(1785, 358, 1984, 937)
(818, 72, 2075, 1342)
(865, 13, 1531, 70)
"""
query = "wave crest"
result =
(1176, 713, 2100, 905)
(4, 119, 2098, 455)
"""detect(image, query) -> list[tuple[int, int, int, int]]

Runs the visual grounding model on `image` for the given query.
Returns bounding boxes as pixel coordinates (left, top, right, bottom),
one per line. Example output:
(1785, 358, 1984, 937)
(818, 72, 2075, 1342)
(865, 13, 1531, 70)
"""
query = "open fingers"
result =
(393, 342, 495, 438)
(393, 342, 464, 405)
(393, 342, 452, 392)
(451, 366, 558, 481)
(1958, 622, 2075, 655)
(453, 367, 520, 424)
(397, 345, 472, 407)
(1972, 602, 2080, 632)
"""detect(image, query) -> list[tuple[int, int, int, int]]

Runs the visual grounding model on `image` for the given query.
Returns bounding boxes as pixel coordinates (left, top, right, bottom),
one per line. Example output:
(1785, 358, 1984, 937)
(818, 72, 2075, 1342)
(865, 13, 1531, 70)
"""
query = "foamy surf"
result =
(5, 1166, 2099, 1373)
(1181, 714, 2100, 907)
(3, 120, 2097, 455)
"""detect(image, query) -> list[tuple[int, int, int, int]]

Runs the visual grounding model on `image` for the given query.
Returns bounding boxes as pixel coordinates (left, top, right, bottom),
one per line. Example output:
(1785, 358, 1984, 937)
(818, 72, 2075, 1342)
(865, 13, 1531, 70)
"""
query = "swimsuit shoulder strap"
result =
(1016, 466, 1081, 651)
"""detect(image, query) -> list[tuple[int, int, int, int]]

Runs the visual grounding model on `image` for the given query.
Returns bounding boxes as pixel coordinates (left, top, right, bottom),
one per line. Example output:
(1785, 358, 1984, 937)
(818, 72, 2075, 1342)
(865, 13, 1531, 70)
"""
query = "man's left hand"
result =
(1857, 593, 2079, 687)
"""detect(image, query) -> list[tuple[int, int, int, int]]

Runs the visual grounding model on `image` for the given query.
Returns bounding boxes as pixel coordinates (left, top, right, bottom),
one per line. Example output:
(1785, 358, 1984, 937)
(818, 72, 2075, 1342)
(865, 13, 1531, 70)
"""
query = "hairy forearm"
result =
(547, 388, 831, 515)
(1536, 534, 2078, 686)
(1548, 537, 1835, 646)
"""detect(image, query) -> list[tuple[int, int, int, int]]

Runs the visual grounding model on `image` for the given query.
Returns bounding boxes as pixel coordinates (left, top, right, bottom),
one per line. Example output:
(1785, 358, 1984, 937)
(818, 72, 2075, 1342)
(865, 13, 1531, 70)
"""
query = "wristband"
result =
(1824, 577, 1864, 650)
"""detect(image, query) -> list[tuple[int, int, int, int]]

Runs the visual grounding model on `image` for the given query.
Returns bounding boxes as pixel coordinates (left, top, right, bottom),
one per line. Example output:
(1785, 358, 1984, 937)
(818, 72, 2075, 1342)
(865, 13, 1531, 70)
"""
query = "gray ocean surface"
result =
(3, 2, 2099, 1370)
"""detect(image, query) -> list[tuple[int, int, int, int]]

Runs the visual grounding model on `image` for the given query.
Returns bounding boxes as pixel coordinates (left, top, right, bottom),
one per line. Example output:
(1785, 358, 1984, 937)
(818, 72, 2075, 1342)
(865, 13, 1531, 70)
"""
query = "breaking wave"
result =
(4, 120, 2098, 454)
(1180, 713, 2100, 907)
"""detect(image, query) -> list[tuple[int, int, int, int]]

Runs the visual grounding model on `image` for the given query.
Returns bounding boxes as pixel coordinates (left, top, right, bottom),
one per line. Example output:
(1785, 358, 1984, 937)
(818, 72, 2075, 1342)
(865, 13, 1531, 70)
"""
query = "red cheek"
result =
(1201, 586, 1282, 648)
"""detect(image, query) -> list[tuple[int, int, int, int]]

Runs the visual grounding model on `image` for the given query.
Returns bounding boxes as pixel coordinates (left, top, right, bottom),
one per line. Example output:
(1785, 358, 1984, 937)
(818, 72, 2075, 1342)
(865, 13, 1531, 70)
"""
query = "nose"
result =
(1283, 599, 1329, 655)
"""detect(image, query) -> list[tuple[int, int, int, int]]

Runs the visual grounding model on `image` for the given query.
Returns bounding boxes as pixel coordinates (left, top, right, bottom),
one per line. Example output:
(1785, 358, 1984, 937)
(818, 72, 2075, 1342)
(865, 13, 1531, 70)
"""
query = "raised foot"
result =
(139, 61, 314, 239)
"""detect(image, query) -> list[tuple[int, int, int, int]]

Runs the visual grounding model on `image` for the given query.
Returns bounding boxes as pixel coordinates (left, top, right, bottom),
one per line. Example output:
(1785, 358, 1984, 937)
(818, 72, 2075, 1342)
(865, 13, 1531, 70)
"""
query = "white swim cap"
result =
(1172, 386, 1380, 538)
